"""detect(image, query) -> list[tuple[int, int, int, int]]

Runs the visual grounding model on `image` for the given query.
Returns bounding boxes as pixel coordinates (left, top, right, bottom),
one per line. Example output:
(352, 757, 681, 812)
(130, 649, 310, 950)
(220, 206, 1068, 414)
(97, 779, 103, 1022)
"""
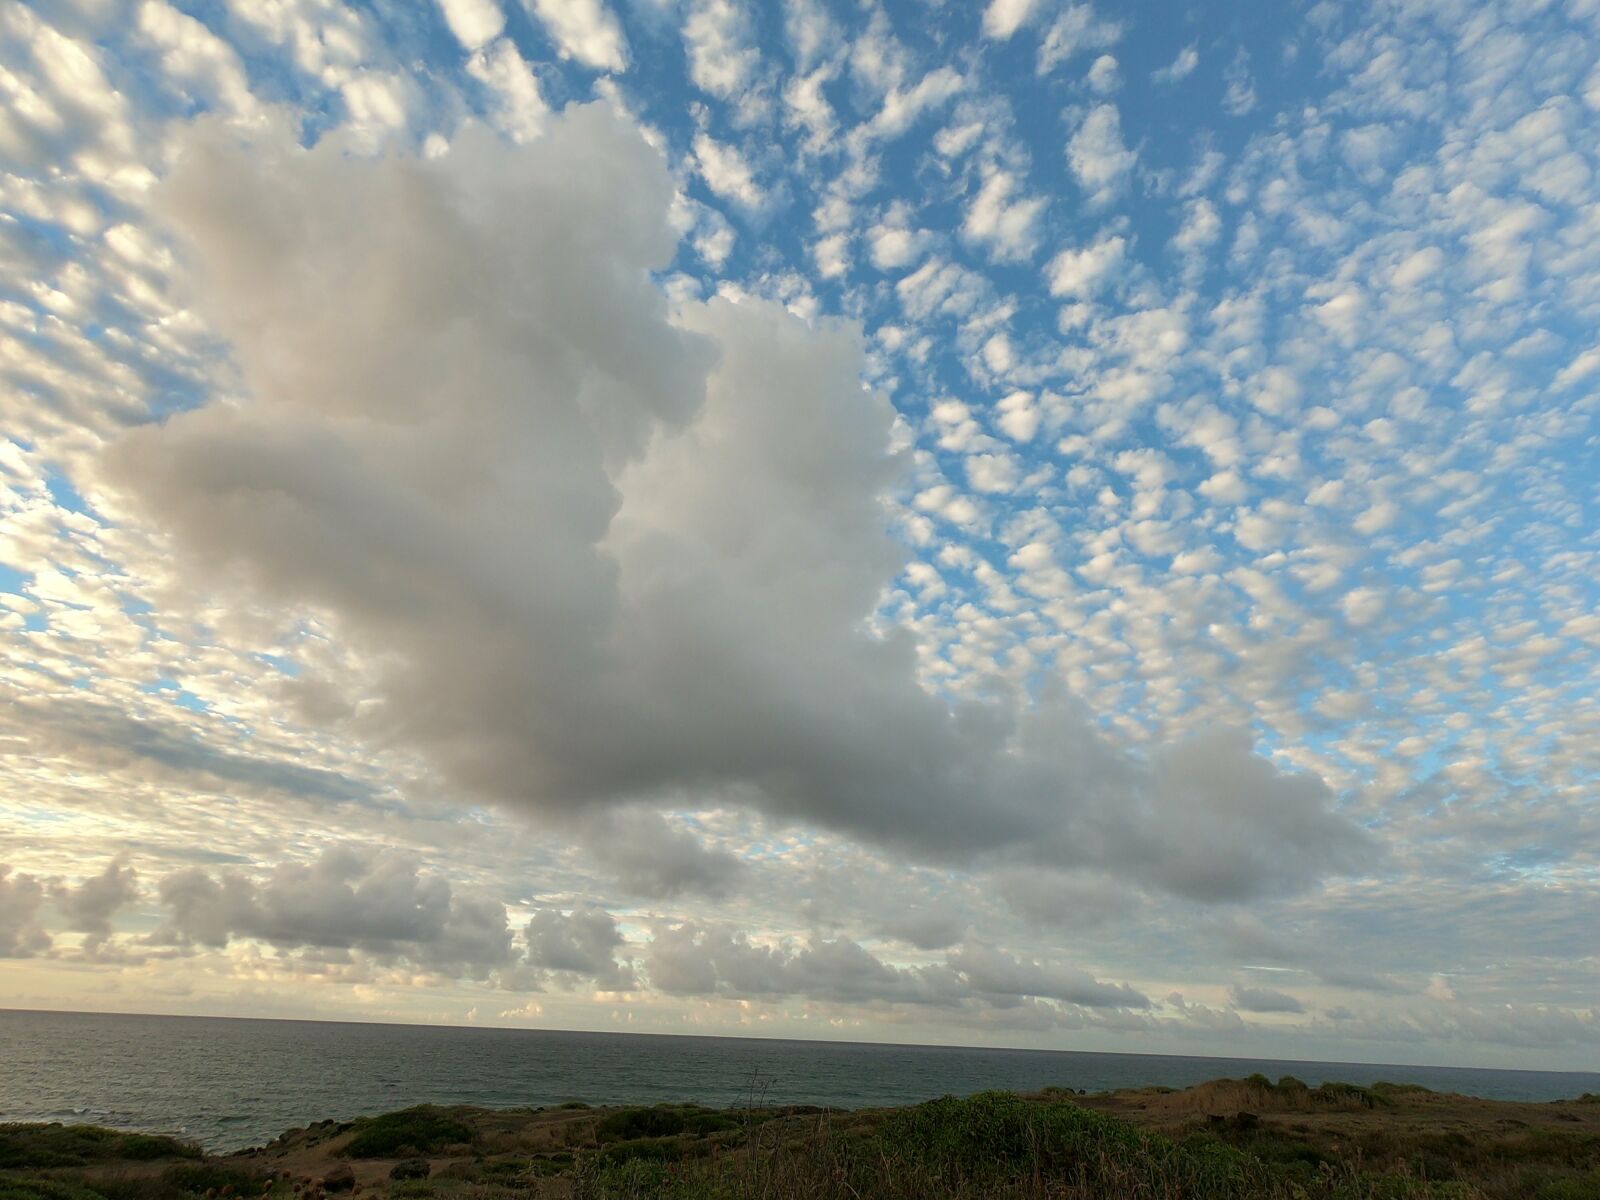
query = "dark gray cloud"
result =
(585, 809, 742, 899)
(102, 104, 1371, 905)
(0, 865, 51, 957)
(154, 847, 515, 978)
(1229, 984, 1305, 1014)
(523, 905, 635, 989)
(53, 857, 139, 952)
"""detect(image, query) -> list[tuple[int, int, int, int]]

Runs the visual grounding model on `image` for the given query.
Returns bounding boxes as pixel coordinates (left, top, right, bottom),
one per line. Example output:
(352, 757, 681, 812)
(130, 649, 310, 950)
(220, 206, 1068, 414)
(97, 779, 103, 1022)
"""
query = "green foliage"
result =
(1316, 1081, 1386, 1109)
(595, 1138, 690, 1168)
(0, 1179, 107, 1200)
(593, 1108, 738, 1143)
(555, 1102, 592, 1111)
(1372, 1081, 1436, 1096)
(0, 1126, 199, 1170)
(342, 1108, 474, 1158)
(1535, 1169, 1600, 1200)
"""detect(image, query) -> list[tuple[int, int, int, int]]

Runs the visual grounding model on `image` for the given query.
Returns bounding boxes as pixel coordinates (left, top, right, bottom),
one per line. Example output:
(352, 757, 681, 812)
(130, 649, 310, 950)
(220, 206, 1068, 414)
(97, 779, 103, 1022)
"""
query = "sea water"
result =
(3, 1009, 1596, 1152)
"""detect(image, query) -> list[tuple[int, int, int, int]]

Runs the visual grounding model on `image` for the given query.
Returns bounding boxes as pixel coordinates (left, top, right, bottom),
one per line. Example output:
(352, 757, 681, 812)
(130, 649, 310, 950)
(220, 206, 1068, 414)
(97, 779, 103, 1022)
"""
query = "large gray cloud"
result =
(53, 857, 140, 953)
(524, 905, 635, 990)
(0, 865, 51, 957)
(155, 847, 515, 978)
(103, 104, 1372, 902)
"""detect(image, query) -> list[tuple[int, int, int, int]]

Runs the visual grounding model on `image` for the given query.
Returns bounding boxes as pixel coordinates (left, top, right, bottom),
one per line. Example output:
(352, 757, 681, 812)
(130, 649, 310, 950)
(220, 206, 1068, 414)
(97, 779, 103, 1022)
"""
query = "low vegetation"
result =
(5, 1079, 1600, 1200)
(342, 1110, 475, 1159)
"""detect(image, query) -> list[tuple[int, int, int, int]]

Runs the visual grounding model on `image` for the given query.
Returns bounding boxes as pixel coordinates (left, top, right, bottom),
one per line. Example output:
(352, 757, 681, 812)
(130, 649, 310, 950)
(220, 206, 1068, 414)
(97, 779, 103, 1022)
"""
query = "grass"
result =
(565, 1092, 1475, 1199)
(6, 1079, 1599, 1200)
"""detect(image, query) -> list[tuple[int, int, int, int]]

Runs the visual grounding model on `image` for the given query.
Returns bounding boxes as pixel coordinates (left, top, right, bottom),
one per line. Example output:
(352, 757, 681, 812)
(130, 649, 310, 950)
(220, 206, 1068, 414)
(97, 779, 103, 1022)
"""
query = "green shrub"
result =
(593, 1107, 736, 1143)
(0, 1179, 107, 1200)
(342, 1108, 474, 1158)
(0, 1126, 198, 1170)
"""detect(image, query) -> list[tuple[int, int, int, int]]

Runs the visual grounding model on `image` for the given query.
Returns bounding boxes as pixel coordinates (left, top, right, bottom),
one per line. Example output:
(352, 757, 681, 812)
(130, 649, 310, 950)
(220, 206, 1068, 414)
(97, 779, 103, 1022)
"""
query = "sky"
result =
(0, 0, 1597, 1072)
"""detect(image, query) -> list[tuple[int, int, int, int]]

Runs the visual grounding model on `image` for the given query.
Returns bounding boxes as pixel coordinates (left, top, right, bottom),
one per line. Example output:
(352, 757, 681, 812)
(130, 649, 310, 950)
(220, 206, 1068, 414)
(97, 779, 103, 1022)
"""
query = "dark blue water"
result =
(2, 1009, 1596, 1151)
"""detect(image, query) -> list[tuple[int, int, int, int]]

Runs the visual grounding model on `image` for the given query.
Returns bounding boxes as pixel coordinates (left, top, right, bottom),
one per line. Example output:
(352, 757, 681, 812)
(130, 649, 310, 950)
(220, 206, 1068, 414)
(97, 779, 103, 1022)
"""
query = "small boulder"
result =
(322, 1166, 356, 1194)
(389, 1160, 430, 1182)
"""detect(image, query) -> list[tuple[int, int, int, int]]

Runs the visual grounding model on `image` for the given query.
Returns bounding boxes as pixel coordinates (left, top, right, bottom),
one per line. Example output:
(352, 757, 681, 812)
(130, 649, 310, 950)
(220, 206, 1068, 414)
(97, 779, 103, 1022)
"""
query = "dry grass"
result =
(7, 1079, 1600, 1200)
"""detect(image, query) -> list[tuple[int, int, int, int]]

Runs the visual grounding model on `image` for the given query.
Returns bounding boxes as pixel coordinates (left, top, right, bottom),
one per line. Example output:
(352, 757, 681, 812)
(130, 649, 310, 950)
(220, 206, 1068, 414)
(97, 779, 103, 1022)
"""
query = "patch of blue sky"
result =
(254, 652, 303, 679)
(142, 678, 211, 714)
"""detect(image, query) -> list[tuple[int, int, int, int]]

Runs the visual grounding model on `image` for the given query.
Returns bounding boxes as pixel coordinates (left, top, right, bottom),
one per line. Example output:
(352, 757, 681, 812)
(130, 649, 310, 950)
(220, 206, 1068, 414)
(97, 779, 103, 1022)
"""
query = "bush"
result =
(593, 1107, 737, 1143)
(0, 1180, 107, 1200)
(594, 1138, 688, 1168)
(342, 1108, 474, 1158)
(0, 1126, 199, 1170)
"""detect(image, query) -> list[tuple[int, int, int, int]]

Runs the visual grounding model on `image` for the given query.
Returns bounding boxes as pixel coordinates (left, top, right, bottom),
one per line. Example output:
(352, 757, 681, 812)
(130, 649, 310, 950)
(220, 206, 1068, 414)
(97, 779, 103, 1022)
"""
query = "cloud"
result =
(1229, 984, 1305, 1013)
(524, 904, 634, 989)
(103, 104, 1371, 906)
(436, 0, 505, 51)
(1047, 233, 1125, 298)
(962, 169, 1047, 262)
(693, 131, 766, 208)
(1036, 5, 1121, 75)
(980, 0, 1040, 41)
(154, 847, 516, 978)
(1152, 45, 1197, 85)
(683, 0, 758, 100)
(0, 866, 51, 957)
(53, 857, 139, 952)
(645, 924, 1147, 1012)
(1067, 103, 1134, 205)
(586, 808, 743, 898)
(524, 0, 628, 72)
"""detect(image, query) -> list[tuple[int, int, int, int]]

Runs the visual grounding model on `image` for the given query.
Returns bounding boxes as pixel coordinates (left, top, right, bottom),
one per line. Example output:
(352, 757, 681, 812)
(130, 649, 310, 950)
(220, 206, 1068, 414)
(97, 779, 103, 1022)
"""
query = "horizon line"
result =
(5, 1006, 1597, 1080)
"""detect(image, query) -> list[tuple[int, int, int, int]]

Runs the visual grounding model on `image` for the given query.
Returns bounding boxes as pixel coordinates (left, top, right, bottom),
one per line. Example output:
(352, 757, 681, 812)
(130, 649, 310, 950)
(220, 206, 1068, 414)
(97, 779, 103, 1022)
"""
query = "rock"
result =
(321, 1166, 356, 1194)
(389, 1160, 430, 1182)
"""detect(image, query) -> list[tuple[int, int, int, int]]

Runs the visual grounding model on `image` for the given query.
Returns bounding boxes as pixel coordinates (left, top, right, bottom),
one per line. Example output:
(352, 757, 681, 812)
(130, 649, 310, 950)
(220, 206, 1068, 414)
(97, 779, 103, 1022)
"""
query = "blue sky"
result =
(0, 0, 1597, 1069)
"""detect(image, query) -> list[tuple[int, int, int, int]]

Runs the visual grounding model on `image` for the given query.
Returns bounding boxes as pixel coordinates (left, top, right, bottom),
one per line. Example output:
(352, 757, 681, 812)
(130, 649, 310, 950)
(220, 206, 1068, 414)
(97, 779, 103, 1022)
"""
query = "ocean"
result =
(3, 1009, 1597, 1152)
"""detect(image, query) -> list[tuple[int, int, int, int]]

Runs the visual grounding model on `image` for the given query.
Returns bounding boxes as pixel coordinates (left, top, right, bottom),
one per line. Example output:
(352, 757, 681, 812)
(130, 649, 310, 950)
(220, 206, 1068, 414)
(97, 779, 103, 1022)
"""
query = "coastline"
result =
(5, 1076, 1599, 1199)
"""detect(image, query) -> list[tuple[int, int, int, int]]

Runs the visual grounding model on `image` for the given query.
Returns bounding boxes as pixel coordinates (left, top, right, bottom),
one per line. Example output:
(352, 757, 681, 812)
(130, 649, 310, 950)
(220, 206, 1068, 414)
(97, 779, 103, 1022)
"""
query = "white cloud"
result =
(1046, 233, 1125, 297)
(436, 0, 505, 51)
(1342, 587, 1386, 628)
(1086, 53, 1119, 94)
(525, 0, 628, 72)
(1037, 5, 1121, 75)
(1067, 103, 1135, 205)
(962, 169, 1046, 261)
(683, 0, 759, 99)
(1221, 48, 1256, 116)
(466, 38, 548, 142)
(981, 0, 1040, 41)
(1152, 44, 1197, 85)
(693, 131, 765, 208)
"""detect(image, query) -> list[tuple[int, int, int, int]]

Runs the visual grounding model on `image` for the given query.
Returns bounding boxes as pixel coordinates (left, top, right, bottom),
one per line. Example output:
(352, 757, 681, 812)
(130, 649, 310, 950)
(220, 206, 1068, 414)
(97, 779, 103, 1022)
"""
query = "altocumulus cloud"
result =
(105, 104, 1372, 904)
